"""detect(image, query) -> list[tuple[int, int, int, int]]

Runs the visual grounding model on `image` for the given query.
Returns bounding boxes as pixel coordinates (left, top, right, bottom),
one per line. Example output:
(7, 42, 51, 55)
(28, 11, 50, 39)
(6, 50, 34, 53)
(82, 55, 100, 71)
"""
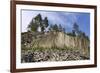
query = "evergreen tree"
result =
(72, 30, 76, 36)
(49, 24, 59, 32)
(44, 17, 49, 27)
(34, 14, 42, 26)
(73, 22, 79, 35)
(59, 24, 63, 32)
(41, 17, 49, 32)
(28, 19, 38, 32)
(28, 14, 42, 32)
(54, 24, 58, 31)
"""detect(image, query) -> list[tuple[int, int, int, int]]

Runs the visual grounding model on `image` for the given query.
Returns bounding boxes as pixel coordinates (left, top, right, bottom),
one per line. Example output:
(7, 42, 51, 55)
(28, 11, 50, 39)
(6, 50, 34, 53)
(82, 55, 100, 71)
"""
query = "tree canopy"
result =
(28, 14, 49, 32)
(27, 13, 89, 40)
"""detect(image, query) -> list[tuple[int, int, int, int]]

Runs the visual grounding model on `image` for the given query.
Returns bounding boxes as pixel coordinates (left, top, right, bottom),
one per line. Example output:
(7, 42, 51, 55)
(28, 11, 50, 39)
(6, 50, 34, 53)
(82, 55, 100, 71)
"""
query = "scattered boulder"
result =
(21, 48, 89, 63)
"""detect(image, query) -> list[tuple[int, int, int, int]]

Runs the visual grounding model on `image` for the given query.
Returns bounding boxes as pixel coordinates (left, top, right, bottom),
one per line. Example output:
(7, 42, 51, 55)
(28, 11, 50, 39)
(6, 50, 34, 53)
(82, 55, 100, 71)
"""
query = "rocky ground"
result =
(21, 48, 90, 63)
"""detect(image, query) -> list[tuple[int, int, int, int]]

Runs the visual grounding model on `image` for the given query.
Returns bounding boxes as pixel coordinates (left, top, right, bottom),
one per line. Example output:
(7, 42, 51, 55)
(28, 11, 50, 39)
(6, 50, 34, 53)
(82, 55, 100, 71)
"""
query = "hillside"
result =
(21, 31, 90, 63)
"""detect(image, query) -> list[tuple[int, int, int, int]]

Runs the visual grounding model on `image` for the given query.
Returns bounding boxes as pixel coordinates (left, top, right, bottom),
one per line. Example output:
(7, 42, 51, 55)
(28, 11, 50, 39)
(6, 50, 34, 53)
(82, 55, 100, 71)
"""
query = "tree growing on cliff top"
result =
(72, 22, 89, 40)
(27, 14, 49, 32)
(73, 22, 80, 36)
(28, 19, 38, 32)
(49, 24, 59, 32)
(41, 17, 49, 32)
(49, 24, 64, 32)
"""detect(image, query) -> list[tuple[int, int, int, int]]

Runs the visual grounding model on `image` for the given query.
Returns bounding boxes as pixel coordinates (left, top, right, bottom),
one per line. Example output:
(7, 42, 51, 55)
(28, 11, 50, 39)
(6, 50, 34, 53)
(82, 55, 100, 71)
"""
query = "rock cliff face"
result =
(21, 31, 90, 62)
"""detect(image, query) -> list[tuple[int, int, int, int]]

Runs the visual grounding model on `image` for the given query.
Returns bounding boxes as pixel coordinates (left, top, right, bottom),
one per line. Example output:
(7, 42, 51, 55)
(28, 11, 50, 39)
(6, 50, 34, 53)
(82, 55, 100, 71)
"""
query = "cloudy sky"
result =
(21, 9, 90, 37)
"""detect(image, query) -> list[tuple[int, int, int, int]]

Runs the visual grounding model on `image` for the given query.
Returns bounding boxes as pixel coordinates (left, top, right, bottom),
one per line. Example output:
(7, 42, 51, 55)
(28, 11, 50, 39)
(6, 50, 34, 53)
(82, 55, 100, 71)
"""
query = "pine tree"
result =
(28, 14, 43, 32)
(41, 17, 49, 32)
(28, 19, 38, 32)
(73, 22, 79, 35)
(59, 24, 63, 32)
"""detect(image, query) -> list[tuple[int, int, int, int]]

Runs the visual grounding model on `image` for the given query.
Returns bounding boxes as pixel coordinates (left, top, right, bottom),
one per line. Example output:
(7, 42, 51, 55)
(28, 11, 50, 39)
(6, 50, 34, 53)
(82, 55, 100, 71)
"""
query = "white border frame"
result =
(16, 5, 95, 69)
